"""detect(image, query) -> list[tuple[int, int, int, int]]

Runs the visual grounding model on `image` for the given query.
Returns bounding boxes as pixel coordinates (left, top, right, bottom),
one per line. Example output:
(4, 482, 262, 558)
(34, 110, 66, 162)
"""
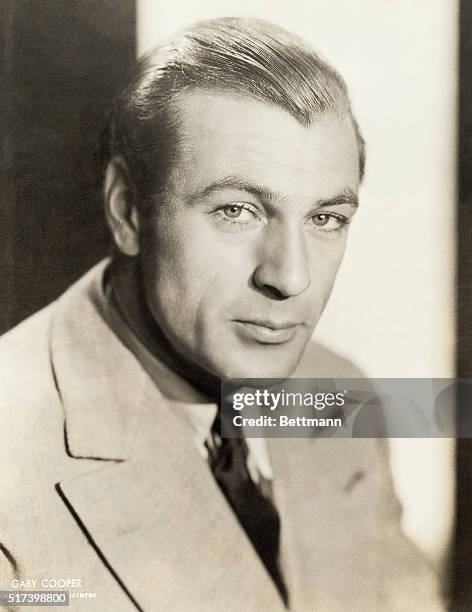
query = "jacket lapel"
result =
(51, 262, 285, 611)
(59, 398, 285, 611)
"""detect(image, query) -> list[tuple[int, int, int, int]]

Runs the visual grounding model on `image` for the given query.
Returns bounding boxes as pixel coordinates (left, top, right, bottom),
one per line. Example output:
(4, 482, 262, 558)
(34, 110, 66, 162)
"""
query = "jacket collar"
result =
(49, 259, 158, 461)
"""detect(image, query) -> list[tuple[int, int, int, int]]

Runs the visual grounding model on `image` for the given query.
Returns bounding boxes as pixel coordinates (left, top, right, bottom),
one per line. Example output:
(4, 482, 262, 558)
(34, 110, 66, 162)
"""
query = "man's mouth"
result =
(232, 319, 303, 344)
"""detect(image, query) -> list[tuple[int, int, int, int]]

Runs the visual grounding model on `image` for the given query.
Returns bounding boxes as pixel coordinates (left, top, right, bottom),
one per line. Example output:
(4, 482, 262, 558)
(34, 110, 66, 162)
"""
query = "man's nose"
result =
(253, 227, 311, 300)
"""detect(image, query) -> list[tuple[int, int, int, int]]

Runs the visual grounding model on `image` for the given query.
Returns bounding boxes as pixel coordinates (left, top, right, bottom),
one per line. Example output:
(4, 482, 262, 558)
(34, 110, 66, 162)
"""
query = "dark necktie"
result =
(206, 415, 289, 607)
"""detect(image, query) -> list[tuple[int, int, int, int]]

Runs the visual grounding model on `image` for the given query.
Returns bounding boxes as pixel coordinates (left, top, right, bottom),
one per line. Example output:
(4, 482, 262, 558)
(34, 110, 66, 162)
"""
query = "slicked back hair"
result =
(103, 17, 365, 208)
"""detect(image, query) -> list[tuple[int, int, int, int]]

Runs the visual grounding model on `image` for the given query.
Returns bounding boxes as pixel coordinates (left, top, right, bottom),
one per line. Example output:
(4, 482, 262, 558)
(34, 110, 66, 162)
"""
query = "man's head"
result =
(104, 17, 364, 384)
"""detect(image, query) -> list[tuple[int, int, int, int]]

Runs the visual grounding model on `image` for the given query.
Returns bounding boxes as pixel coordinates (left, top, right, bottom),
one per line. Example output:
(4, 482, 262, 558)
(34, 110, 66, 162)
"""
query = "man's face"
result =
(138, 91, 360, 379)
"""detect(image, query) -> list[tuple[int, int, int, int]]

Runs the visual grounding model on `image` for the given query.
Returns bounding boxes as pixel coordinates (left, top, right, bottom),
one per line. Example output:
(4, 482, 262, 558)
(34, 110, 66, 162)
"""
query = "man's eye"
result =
(216, 202, 260, 225)
(223, 204, 245, 219)
(311, 213, 347, 232)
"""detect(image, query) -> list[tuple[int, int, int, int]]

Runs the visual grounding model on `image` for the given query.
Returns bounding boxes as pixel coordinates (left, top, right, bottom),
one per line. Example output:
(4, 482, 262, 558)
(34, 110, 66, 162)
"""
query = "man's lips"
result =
(232, 319, 303, 344)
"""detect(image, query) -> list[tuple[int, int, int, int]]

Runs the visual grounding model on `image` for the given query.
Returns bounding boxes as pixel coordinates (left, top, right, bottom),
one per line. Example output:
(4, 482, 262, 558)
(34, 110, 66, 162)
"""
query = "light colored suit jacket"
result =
(0, 263, 444, 611)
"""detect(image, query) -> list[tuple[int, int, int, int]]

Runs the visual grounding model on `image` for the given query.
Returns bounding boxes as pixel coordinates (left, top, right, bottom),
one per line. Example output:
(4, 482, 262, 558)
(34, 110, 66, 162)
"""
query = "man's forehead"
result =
(178, 89, 351, 142)
(169, 89, 360, 200)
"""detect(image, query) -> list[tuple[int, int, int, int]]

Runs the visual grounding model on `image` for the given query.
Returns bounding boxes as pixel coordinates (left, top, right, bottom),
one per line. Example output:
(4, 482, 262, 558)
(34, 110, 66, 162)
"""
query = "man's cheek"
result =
(182, 246, 250, 292)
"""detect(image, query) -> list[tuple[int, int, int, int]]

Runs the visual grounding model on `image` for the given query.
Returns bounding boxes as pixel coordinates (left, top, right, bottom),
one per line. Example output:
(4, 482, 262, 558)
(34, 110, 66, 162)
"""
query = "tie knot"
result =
(210, 410, 243, 443)
(207, 411, 247, 469)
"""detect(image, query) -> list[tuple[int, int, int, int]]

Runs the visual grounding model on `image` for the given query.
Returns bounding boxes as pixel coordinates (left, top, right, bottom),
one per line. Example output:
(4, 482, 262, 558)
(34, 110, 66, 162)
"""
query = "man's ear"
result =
(104, 157, 140, 256)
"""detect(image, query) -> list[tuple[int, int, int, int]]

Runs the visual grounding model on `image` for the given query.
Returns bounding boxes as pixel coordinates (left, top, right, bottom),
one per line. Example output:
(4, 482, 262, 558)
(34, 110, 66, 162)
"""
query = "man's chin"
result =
(215, 353, 302, 382)
(197, 334, 312, 384)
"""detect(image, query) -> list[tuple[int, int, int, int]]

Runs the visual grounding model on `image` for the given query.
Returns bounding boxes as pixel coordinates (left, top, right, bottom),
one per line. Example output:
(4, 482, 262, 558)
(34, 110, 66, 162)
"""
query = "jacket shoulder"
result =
(0, 304, 64, 447)
(0, 304, 55, 398)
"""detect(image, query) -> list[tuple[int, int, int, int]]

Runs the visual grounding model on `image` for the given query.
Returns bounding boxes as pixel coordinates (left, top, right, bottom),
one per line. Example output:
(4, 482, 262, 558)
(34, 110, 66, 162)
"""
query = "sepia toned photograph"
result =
(0, 1, 467, 610)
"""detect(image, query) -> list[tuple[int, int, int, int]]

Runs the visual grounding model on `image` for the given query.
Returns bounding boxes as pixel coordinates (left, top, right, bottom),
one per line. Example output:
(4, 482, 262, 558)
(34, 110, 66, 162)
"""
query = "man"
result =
(0, 17, 444, 611)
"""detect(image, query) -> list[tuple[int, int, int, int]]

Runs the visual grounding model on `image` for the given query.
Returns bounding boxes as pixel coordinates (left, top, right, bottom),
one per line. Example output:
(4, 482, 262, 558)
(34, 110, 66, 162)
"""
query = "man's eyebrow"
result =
(186, 176, 358, 209)
(315, 189, 359, 209)
(186, 176, 284, 205)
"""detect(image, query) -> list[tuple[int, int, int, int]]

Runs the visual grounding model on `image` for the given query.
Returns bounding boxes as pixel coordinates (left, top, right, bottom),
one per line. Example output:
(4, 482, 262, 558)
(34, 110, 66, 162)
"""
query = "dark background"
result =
(453, 1, 472, 610)
(0, 0, 135, 333)
(0, 1, 470, 609)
